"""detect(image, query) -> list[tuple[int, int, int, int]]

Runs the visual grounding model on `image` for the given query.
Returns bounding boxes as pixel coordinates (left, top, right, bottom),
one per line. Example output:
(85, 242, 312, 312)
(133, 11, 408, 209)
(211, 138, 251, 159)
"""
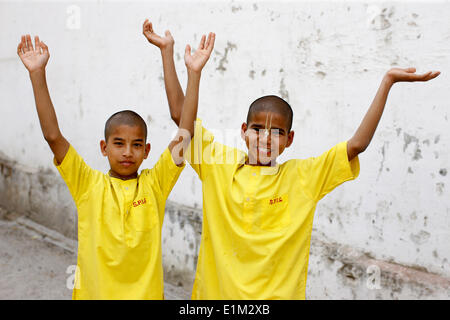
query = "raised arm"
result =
(143, 19, 184, 126)
(347, 67, 440, 161)
(169, 32, 215, 165)
(17, 35, 69, 164)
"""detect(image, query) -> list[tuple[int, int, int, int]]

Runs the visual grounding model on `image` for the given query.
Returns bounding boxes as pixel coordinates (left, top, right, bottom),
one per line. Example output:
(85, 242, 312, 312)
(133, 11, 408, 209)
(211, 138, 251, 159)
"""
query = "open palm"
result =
(184, 33, 215, 73)
(386, 67, 440, 83)
(17, 35, 49, 73)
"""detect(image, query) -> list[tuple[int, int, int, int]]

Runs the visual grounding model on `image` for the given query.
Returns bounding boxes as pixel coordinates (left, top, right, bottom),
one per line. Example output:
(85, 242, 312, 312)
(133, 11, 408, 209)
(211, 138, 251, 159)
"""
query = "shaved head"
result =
(247, 95, 293, 131)
(104, 110, 147, 141)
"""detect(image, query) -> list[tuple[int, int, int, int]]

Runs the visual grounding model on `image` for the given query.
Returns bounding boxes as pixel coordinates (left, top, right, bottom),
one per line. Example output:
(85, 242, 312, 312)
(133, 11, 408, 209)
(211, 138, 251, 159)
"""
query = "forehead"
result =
(248, 111, 289, 130)
(109, 124, 146, 140)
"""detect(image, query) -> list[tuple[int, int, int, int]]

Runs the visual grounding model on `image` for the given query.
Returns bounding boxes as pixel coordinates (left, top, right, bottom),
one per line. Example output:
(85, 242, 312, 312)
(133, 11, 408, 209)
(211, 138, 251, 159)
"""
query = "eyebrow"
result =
(113, 137, 145, 142)
(250, 124, 286, 134)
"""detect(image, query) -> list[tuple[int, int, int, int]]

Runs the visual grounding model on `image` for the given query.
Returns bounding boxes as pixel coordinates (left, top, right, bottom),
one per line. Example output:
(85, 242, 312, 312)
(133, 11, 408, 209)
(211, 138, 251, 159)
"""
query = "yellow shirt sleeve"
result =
(302, 140, 360, 202)
(144, 148, 185, 199)
(53, 144, 97, 204)
(185, 119, 243, 180)
(185, 119, 213, 180)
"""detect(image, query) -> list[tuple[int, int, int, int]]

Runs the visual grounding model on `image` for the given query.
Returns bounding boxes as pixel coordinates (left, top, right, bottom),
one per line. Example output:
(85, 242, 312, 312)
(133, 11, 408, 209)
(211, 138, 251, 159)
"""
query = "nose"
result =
(123, 144, 132, 157)
(258, 130, 271, 148)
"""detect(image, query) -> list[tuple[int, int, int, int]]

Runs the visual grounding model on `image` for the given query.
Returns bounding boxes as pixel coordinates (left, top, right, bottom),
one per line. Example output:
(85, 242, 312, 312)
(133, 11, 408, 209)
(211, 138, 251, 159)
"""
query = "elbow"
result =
(357, 140, 370, 153)
(44, 132, 61, 144)
(356, 144, 367, 153)
(348, 138, 366, 154)
(171, 114, 181, 126)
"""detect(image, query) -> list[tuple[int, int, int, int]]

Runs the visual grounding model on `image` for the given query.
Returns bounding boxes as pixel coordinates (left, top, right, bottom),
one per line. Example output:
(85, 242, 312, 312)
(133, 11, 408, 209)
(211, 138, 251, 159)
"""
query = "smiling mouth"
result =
(257, 147, 272, 155)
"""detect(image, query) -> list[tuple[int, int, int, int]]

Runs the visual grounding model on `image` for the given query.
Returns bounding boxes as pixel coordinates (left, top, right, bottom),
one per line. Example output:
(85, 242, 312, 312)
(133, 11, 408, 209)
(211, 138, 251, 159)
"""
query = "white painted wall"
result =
(1, 0, 449, 285)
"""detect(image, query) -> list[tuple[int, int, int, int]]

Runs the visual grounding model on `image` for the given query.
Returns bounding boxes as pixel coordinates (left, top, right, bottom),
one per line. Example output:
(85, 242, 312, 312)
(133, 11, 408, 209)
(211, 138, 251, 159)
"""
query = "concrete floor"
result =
(0, 211, 190, 300)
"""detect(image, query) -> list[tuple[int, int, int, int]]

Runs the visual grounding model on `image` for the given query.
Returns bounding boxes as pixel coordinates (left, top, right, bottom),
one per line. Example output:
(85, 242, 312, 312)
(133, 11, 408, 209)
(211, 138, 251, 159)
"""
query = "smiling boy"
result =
(146, 21, 440, 299)
(17, 30, 214, 299)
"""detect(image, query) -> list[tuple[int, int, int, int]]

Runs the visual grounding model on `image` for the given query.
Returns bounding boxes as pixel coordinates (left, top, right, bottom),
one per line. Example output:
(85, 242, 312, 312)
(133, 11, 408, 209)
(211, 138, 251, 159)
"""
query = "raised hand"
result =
(184, 32, 215, 73)
(142, 19, 174, 50)
(17, 35, 49, 73)
(385, 67, 440, 84)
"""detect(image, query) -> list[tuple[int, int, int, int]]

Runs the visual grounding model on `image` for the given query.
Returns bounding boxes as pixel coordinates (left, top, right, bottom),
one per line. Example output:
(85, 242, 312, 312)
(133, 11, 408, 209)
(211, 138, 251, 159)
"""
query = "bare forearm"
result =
(168, 70, 200, 164)
(29, 70, 69, 163)
(167, 31, 214, 164)
(29, 70, 63, 141)
(18, 34, 69, 163)
(161, 48, 184, 126)
(178, 70, 200, 137)
(351, 75, 393, 151)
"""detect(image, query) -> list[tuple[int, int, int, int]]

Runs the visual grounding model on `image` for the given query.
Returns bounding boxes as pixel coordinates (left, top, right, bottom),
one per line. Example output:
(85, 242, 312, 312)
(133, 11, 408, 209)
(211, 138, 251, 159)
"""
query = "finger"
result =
(25, 34, 33, 52)
(144, 20, 152, 34)
(420, 71, 433, 78)
(185, 44, 191, 58)
(198, 35, 206, 50)
(34, 36, 41, 53)
(413, 71, 433, 81)
(144, 21, 151, 32)
(427, 71, 441, 80)
(26, 34, 34, 51)
(18, 36, 26, 55)
(143, 19, 148, 32)
(165, 30, 172, 38)
(40, 41, 49, 55)
(405, 67, 416, 73)
(21, 35, 26, 51)
(17, 41, 23, 56)
(206, 32, 216, 52)
(149, 22, 154, 33)
(205, 33, 211, 49)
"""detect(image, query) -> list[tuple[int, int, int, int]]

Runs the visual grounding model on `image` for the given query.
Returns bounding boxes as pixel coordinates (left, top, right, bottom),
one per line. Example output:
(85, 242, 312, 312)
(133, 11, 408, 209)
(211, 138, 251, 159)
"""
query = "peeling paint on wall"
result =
(215, 42, 237, 74)
(2, 1, 450, 299)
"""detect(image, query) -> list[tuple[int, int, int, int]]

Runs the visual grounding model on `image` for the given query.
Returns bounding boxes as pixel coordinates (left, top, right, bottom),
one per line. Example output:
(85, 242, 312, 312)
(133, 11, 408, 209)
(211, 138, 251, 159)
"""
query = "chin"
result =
(259, 159, 276, 166)
(113, 167, 138, 177)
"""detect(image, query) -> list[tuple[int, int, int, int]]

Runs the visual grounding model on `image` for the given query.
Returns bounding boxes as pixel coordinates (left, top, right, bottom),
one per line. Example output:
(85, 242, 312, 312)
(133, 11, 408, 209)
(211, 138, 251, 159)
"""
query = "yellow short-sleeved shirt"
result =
(186, 119, 360, 300)
(54, 145, 184, 299)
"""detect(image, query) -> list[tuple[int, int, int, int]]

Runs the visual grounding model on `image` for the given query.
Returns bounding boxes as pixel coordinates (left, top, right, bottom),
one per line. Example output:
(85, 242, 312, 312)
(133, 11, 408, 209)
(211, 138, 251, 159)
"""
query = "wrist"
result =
(29, 68, 46, 78)
(187, 69, 202, 78)
(382, 73, 394, 87)
(160, 46, 174, 56)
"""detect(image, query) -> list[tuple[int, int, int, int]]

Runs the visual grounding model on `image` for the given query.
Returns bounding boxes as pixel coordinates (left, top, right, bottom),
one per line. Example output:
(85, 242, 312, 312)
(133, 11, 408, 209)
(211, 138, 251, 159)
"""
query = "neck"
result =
(108, 170, 138, 180)
(245, 157, 277, 167)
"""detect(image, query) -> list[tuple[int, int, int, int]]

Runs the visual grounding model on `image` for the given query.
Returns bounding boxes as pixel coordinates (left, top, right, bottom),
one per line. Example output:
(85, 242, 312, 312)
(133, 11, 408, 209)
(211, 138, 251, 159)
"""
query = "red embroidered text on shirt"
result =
(133, 198, 147, 207)
(269, 197, 283, 205)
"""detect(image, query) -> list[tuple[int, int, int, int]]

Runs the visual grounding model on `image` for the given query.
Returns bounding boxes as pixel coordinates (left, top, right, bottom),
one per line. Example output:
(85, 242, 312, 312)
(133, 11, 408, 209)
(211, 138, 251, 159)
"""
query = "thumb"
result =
(165, 30, 172, 37)
(185, 44, 191, 58)
(405, 67, 416, 73)
(40, 41, 49, 55)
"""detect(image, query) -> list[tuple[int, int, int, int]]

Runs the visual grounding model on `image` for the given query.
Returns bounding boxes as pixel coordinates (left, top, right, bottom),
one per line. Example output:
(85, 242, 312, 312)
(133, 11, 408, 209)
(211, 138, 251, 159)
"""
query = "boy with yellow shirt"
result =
(146, 21, 440, 299)
(16, 29, 215, 299)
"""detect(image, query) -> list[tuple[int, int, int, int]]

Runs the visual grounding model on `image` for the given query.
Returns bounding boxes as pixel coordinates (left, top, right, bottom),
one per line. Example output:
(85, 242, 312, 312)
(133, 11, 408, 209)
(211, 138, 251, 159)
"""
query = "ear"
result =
(100, 140, 107, 156)
(240, 122, 248, 141)
(143, 142, 151, 159)
(285, 130, 295, 148)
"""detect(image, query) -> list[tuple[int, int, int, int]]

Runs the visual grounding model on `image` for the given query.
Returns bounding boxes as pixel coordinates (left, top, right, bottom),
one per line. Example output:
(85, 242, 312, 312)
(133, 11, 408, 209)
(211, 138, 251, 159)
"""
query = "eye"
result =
(114, 142, 123, 146)
(272, 129, 285, 136)
(134, 143, 142, 147)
